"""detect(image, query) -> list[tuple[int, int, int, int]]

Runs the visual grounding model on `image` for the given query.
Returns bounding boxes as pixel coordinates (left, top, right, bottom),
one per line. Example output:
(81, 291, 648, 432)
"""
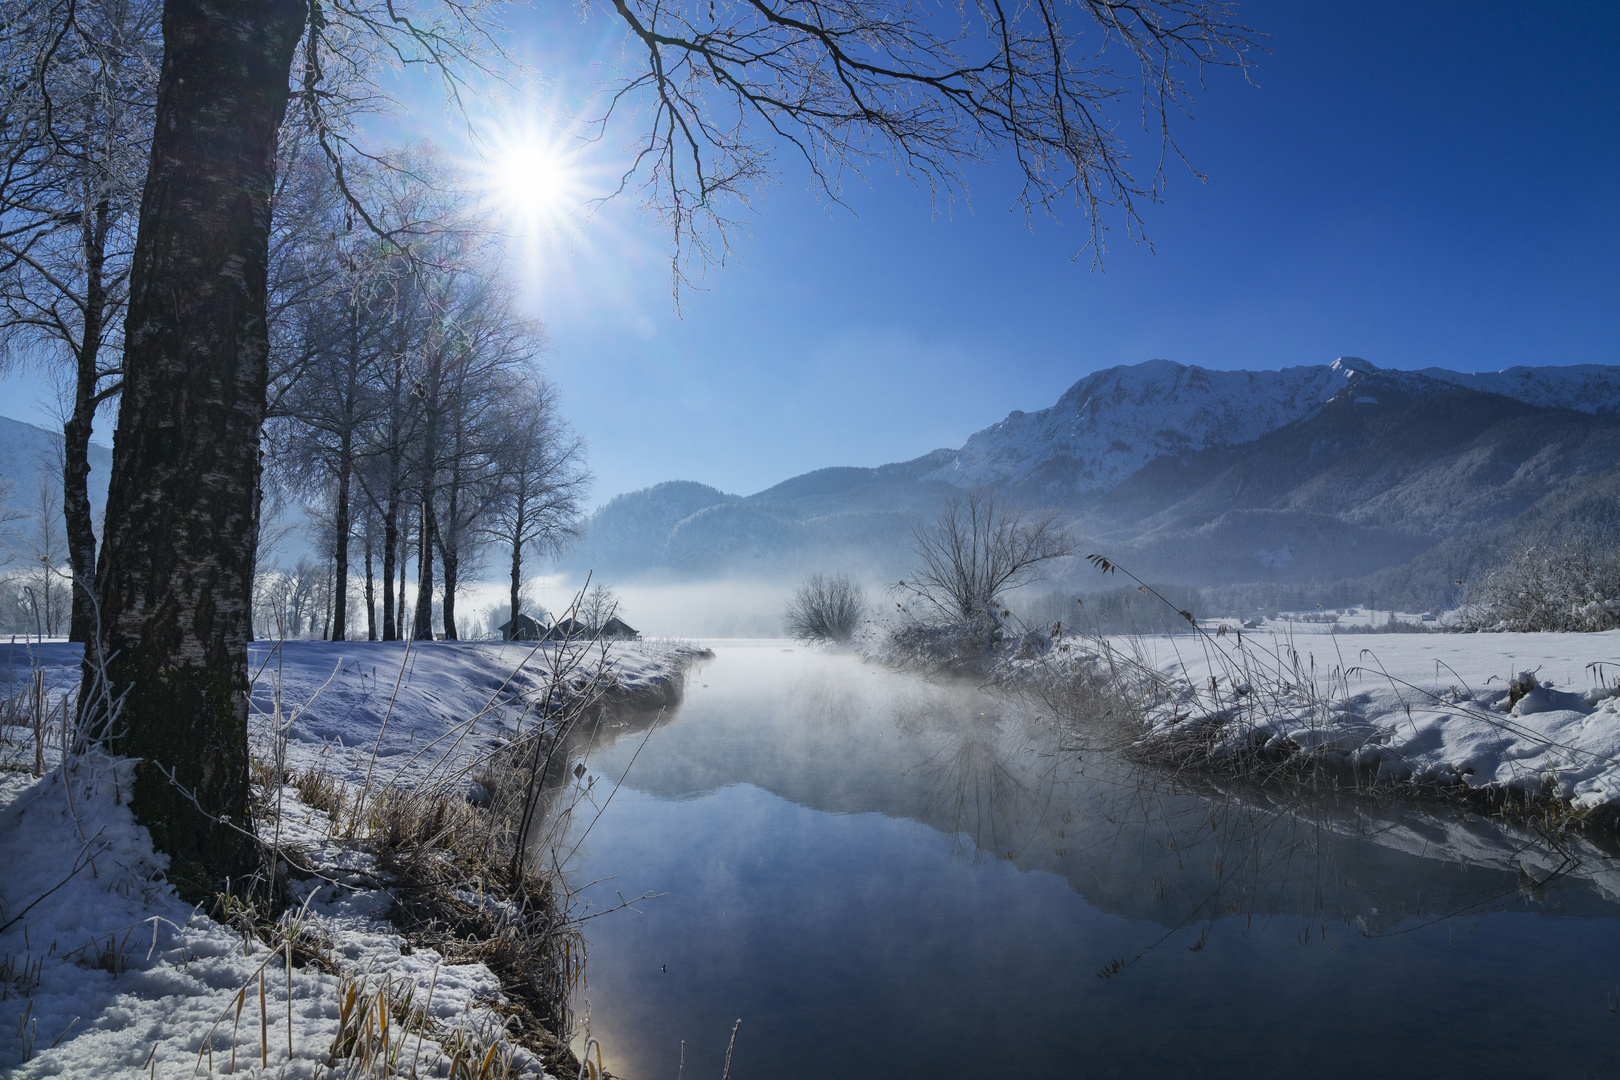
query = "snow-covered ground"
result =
(6, 637, 707, 791)
(0, 637, 703, 1077)
(1102, 628, 1620, 812)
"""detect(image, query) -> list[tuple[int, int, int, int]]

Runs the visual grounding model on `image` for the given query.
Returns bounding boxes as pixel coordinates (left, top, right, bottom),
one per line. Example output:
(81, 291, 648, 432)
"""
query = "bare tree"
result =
(577, 583, 622, 632)
(599, 0, 1256, 280)
(267, 180, 389, 642)
(482, 377, 589, 627)
(786, 573, 866, 644)
(21, 475, 71, 636)
(899, 490, 1074, 623)
(430, 275, 540, 640)
(0, 0, 160, 641)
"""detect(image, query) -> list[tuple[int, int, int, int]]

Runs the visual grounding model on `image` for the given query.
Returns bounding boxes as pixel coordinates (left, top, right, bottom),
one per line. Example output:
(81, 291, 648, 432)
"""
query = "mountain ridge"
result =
(567, 358, 1620, 583)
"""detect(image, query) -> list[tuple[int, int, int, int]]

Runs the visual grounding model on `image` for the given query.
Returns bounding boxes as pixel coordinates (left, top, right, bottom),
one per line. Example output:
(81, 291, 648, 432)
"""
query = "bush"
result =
(1462, 542, 1620, 632)
(785, 572, 867, 643)
(898, 490, 1073, 623)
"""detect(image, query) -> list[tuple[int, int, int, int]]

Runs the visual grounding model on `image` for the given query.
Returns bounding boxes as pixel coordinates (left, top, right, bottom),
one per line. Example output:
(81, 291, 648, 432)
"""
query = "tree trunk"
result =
(396, 503, 409, 635)
(65, 200, 110, 646)
(88, 0, 305, 902)
(322, 565, 333, 640)
(364, 527, 376, 641)
(412, 496, 435, 640)
(438, 514, 457, 641)
(381, 490, 398, 641)
(439, 476, 458, 640)
(331, 430, 351, 641)
(509, 504, 525, 626)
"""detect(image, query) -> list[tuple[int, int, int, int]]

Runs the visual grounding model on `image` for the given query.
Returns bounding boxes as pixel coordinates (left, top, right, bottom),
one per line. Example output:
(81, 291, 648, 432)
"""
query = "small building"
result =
(498, 613, 546, 641)
(545, 617, 589, 641)
(599, 616, 639, 640)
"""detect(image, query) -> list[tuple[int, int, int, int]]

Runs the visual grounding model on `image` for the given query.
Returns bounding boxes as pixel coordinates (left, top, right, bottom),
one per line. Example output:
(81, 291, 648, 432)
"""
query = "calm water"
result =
(557, 642, 1620, 1079)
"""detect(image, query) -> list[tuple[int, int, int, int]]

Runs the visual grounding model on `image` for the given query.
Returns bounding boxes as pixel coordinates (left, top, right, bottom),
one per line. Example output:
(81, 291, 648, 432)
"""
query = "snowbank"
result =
(1108, 629, 1620, 814)
(0, 755, 550, 1077)
(0, 636, 706, 1076)
(5, 637, 707, 789)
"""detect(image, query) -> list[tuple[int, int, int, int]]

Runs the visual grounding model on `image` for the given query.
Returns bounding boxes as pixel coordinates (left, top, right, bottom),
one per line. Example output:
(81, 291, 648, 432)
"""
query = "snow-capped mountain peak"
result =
(921, 357, 1619, 497)
(922, 358, 1364, 494)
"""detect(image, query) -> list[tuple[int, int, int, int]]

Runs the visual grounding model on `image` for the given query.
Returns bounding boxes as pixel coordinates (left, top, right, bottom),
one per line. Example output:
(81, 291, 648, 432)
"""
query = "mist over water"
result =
(553, 643, 1620, 1079)
(524, 575, 802, 638)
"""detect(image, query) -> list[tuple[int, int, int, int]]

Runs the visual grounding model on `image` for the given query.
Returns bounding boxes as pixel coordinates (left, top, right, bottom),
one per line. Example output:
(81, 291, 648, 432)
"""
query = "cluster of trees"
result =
(261, 148, 588, 644)
(0, 0, 158, 642)
(0, 0, 587, 646)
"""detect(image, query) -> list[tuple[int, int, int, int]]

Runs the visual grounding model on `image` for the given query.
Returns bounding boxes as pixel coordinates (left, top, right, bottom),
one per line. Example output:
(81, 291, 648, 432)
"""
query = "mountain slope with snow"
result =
(553, 358, 1620, 586)
(923, 358, 1365, 495)
(1417, 364, 1620, 414)
(922, 357, 1620, 498)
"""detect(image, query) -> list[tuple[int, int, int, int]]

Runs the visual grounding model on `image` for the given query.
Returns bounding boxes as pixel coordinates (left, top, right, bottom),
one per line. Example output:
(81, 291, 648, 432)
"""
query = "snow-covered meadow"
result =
(0, 637, 705, 1077)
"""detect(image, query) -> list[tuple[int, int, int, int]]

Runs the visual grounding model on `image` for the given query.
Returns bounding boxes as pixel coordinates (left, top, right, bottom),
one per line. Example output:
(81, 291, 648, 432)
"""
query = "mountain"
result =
(0, 415, 113, 564)
(1416, 365, 1620, 413)
(920, 357, 1366, 498)
(567, 456, 958, 579)
(567, 358, 1620, 590)
(1085, 368, 1620, 584)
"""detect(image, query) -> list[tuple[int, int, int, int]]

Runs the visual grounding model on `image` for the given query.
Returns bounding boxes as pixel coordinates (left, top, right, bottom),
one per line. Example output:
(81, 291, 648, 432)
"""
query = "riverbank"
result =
(1010, 626, 1620, 823)
(0, 637, 708, 1077)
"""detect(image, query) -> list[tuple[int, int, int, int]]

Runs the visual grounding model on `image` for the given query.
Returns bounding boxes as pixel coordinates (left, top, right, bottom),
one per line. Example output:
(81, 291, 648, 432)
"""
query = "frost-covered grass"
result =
(1013, 625, 1620, 821)
(0, 755, 550, 1078)
(0, 635, 705, 1077)
(870, 599, 1620, 823)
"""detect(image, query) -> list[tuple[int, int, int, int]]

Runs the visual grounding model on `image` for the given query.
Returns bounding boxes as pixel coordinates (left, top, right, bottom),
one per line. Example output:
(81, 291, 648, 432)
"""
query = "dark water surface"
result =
(561, 641, 1620, 1079)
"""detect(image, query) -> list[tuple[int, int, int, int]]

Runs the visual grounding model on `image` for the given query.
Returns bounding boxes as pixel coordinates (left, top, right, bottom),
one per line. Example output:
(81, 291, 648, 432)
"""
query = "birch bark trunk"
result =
(89, 0, 305, 899)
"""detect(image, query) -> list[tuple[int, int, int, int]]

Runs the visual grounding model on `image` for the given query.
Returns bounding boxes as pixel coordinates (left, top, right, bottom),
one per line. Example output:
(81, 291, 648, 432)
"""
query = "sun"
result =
(485, 136, 581, 226)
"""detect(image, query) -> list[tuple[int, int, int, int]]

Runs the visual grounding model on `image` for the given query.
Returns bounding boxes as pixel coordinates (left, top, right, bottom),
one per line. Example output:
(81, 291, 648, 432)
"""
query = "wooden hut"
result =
(544, 617, 589, 641)
(598, 616, 639, 640)
(498, 613, 545, 641)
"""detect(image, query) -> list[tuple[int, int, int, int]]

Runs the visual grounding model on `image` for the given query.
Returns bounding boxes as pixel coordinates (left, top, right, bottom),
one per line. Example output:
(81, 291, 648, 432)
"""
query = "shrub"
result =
(1462, 542, 1620, 632)
(897, 490, 1073, 624)
(785, 572, 867, 643)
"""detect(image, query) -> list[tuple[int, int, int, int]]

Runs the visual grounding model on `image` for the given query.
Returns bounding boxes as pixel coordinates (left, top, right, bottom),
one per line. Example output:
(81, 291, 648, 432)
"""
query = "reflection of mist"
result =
(887, 688, 1060, 862)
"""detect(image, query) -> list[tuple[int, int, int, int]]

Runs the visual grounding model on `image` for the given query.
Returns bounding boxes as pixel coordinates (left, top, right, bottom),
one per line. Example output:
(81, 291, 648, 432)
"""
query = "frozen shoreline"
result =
(1094, 628, 1620, 816)
(0, 637, 706, 1077)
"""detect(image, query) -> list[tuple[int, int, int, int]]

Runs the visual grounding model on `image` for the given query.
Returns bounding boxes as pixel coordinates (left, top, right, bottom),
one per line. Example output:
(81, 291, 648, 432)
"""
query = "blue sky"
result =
(1, 0, 1615, 505)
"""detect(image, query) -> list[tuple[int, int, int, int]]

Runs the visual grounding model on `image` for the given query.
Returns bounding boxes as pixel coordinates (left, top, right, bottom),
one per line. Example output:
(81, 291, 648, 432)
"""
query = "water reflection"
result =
(559, 642, 1620, 1079)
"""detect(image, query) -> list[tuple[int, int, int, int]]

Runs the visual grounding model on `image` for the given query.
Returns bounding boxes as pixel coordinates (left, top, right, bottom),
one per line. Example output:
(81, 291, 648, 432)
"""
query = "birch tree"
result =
(482, 377, 589, 627)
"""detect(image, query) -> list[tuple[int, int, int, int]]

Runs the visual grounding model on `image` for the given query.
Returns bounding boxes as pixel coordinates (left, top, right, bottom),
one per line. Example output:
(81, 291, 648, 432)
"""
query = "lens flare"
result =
(482, 132, 582, 228)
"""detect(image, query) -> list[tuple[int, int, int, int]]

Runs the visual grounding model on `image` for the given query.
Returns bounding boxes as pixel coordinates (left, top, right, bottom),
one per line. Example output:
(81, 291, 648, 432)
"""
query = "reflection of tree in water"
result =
(784, 662, 874, 734)
(891, 687, 1071, 862)
(889, 682, 1620, 966)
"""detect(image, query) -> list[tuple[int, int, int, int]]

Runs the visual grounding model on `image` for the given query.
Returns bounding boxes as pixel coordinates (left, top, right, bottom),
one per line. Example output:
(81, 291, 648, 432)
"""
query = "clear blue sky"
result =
(2, 0, 1615, 505)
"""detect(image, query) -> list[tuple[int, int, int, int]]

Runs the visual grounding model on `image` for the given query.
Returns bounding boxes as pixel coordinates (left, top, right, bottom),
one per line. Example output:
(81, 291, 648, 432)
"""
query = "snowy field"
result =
(5, 637, 706, 790)
(1107, 628, 1620, 812)
(0, 637, 703, 1077)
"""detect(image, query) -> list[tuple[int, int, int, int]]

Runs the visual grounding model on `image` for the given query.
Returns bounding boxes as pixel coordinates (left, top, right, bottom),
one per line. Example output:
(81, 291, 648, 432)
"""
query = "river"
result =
(554, 641, 1620, 1078)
